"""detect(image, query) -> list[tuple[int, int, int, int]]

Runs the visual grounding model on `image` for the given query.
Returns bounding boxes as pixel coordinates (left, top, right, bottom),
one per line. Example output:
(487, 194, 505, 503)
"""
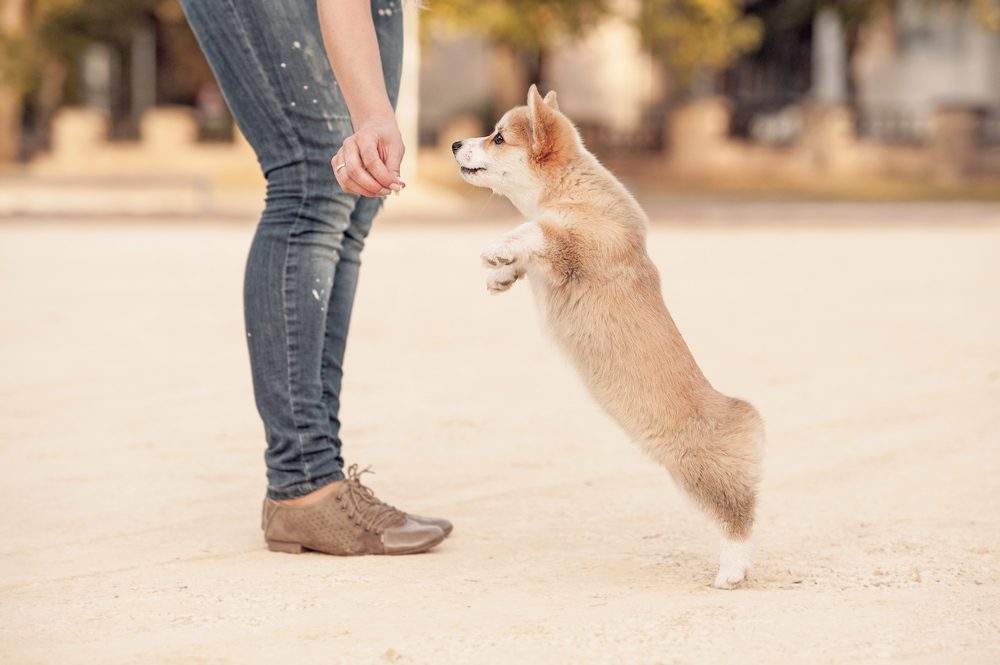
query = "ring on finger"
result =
(335, 162, 347, 173)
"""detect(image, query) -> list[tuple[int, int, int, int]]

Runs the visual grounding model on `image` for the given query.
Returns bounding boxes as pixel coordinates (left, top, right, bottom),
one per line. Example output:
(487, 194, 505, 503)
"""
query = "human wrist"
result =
(351, 103, 396, 131)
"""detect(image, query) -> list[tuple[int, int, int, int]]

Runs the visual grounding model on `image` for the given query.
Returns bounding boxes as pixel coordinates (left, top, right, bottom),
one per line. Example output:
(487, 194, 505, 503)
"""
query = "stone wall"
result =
(27, 106, 261, 185)
(666, 97, 1000, 185)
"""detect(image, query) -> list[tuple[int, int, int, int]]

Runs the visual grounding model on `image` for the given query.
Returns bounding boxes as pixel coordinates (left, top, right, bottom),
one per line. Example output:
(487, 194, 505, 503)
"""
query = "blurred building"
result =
(420, 1, 665, 154)
(3, 0, 1000, 189)
(853, 0, 1000, 145)
(728, 0, 1000, 146)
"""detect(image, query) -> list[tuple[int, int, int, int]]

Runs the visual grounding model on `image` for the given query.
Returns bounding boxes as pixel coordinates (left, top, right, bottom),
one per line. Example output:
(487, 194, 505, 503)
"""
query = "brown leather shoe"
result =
(261, 466, 445, 555)
(407, 514, 453, 537)
(337, 465, 454, 538)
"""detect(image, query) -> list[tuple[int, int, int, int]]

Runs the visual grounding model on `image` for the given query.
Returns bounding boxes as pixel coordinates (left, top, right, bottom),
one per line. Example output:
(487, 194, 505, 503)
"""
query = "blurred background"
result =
(1, 0, 999, 213)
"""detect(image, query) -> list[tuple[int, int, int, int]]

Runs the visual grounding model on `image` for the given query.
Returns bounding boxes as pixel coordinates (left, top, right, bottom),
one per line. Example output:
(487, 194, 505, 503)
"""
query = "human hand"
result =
(332, 116, 406, 197)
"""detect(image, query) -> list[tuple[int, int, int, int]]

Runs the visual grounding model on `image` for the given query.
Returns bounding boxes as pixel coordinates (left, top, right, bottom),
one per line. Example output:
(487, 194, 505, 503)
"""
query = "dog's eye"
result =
(493, 133, 504, 145)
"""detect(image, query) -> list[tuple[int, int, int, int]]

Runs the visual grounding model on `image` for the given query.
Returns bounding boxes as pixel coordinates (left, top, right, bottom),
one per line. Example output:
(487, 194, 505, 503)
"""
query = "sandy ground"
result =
(1, 205, 999, 664)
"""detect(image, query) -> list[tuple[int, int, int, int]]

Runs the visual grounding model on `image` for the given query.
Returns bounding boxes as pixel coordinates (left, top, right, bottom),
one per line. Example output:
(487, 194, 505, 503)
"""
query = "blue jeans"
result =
(181, 0, 404, 499)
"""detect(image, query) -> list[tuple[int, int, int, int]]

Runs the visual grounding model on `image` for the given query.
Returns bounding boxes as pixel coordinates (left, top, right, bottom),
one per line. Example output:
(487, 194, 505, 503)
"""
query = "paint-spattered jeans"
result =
(181, 0, 403, 499)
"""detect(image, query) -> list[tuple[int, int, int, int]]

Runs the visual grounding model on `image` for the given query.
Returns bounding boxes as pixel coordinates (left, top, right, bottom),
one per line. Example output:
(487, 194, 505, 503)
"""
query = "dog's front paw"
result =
(481, 238, 522, 268)
(486, 265, 521, 294)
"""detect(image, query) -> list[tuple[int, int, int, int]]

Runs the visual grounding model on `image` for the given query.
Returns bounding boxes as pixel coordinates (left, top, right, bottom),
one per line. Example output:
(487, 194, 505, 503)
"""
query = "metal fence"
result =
(856, 107, 931, 145)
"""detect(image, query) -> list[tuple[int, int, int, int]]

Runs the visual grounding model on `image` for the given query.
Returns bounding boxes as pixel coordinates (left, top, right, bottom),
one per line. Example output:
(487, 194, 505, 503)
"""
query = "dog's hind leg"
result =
(665, 399, 763, 589)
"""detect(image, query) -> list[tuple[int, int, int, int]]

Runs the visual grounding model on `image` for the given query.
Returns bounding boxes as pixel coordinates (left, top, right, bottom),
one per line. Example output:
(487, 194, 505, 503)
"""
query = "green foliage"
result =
(972, 0, 1000, 30)
(0, 28, 39, 96)
(637, 0, 763, 85)
(424, 0, 610, 51)
(764, 0, 998, 33)
(0, 0, 161, 96)
(761, 0, 891, 33)
(34, 0, 158, 60)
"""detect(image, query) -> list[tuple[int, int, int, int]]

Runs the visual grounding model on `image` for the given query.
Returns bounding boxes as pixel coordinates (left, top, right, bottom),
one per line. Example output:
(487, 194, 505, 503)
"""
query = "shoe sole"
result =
(266, 530, 445, 556)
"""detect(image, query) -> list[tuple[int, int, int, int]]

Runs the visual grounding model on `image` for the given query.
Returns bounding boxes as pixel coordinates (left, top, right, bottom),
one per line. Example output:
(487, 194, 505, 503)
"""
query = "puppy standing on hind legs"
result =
(455, 85, 764, 589)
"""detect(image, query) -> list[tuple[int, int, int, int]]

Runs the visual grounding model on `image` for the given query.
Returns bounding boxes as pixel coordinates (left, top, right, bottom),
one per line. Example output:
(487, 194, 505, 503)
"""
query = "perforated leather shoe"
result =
(261, 466, 445, 555)
(407, 513, 453, 537)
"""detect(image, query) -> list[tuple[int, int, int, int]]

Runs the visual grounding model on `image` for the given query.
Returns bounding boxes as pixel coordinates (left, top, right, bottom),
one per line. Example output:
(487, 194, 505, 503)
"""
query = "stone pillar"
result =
(812, 7, 848, 105)
(131, 17, 157, 136)
(82, 43, 115, 112)
(931, 106, 979, 183)
(799, 103, 856, 176)
(141, 107, 198, 152)
(48, 108, 109, 165)
(666, 97, 733, 175)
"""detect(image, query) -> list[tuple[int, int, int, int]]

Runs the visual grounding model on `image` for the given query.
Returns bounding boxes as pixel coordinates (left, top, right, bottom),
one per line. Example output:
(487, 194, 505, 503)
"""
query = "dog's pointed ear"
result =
(527, 84, 544, 117)
(527, 84, 561, 161)
(526, 85, 559, 113)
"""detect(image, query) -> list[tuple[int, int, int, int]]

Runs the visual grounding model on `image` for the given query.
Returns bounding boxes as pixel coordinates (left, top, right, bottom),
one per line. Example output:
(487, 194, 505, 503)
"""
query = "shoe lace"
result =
(339, 464, 406, 534)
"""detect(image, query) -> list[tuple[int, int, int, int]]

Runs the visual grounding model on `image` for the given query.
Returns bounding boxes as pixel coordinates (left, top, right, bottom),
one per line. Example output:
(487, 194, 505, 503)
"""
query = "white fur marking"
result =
(480, 222, 545, 270)
(485, 265, 521, 294)
(713, 537, 753, 589)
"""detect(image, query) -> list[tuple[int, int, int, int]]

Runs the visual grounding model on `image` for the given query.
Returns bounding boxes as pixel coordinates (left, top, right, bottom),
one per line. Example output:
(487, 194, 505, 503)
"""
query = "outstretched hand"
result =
(332, 116, 406, 197)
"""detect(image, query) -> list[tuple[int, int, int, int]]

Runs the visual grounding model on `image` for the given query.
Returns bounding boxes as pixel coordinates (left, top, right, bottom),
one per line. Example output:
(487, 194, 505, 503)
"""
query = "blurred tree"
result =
(764, 0, 998, 32)
(762, 0, 887, 32)
(424, 0, 610, 87)
(0, 0, 211, 157)
(637, 0, 764, 94)
(972, 0, 1000, 29)
(0, 0, 31, 160)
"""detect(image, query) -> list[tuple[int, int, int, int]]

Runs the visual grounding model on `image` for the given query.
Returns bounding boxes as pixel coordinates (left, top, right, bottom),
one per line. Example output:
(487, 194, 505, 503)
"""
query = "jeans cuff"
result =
(266, 468, 345, 500)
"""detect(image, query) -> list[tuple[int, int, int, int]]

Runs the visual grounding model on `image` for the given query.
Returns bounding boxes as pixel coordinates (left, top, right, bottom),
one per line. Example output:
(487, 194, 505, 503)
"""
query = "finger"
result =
(332, 152, 363, 194)
(337, 158, 384, 197)
(384, 141, 406, 187)
(343, 171, 388, 197)
(335, 141, 380, 196)
(357, 135, 401, 190)
(342, 143, 386, 196)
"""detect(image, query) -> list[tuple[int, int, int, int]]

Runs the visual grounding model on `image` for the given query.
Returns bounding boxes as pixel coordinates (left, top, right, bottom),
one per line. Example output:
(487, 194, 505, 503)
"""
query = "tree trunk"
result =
(491, 46, 527, 111)
(0, 0, 27, 162)
(35, 60, 67, 152)
(522, 48, 547, 88)
(0, 82, 21, 162)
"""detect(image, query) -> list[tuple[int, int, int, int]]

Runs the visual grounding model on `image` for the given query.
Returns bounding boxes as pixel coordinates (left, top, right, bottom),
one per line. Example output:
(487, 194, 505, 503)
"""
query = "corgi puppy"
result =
(453, 86, 764, 589)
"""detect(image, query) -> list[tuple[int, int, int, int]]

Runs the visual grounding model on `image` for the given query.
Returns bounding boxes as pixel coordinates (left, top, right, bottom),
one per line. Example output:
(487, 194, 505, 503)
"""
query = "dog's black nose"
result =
(451, 140, 462, 154)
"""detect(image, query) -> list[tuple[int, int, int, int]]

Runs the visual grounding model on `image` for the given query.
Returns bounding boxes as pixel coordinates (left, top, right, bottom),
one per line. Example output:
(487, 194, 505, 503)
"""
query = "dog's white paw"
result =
(481, 238, 523, 268)
(486, 265, 521, 294)
(712, 537, 753, 590)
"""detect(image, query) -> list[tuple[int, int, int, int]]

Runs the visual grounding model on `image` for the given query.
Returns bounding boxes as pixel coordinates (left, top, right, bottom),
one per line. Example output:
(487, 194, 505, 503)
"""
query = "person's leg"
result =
(320, 5, 403, 446)
(180, 0, 372, 499)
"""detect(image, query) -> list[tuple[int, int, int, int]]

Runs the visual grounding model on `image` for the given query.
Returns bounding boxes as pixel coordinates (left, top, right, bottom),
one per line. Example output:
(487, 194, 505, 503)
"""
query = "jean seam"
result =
(220, 0, 319, 487)
(282, 168, 316, 486)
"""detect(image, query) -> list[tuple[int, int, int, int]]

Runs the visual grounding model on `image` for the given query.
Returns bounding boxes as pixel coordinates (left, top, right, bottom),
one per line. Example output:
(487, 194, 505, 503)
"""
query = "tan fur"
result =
(455, 86, 764, 588)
